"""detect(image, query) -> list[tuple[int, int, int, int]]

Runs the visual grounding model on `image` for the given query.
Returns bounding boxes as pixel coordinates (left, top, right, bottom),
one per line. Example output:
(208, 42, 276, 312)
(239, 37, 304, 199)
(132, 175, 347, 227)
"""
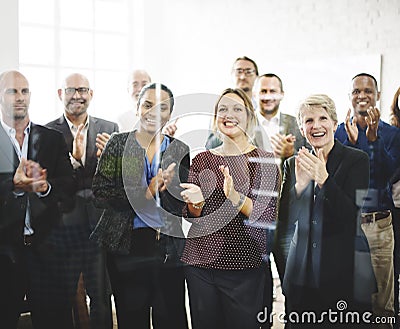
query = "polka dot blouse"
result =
(181, 148, 281, 270)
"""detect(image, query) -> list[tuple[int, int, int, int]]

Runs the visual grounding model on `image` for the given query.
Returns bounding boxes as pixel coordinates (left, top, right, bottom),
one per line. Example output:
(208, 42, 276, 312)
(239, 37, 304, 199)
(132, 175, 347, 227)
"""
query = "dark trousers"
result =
(286, 284, 373, 329)
(107, 228, 188, 329)
(185, 265, 267, 329)
(262, 261, 273, 329)
(0, 243, 75, 329)
(0, 249, 27, 329)
(48, 223, 113, 329)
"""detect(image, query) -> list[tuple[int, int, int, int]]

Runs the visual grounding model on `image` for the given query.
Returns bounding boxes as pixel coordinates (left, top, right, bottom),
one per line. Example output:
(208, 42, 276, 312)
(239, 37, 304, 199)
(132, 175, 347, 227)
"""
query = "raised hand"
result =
(270, 133, 296, 158)
(160, 163, 176, 191)
(146, 163, 177, 199)
(365, 106, 380, 142)
(13, 158, 49, 193)
(163, 118, 179, 137)
(96, 132, 111, 157)
(295, 147, 329, 194)
(72, 123, 85, 162)
(180, 182, 204, 204)
(344, 109, 358, 145)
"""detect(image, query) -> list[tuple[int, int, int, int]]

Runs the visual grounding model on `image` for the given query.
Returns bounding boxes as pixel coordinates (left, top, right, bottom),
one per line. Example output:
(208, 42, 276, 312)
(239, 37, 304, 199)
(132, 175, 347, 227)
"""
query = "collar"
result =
(64, 114, 90, 130)
(256, 110, 280, 126)
(1, 119, 31, 136)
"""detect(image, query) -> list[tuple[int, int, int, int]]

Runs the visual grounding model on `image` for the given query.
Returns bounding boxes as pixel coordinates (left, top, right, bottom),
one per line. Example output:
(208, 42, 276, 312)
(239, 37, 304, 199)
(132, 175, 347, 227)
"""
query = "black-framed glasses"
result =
(65, 87, 90, 95)
(233, 68, 256, 77)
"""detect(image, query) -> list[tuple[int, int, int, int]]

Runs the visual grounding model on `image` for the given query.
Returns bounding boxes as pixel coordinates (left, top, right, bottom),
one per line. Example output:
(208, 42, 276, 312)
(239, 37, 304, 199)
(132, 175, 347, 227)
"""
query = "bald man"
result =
(0, 70, 75, 328)
(118, 69, 151, 132)
(46, 73, 119, 329)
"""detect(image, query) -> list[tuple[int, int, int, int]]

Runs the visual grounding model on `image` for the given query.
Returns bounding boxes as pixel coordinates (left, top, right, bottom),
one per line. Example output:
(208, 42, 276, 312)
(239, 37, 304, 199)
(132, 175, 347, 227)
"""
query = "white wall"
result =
(0, 0, 19, 71)
(4, 0, 400, 126)
(135, 0, 400, 123)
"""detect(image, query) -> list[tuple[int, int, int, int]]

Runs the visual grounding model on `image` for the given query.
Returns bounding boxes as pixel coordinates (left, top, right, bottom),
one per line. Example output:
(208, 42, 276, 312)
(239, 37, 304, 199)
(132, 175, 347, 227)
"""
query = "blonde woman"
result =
(181, 88, 280, 329)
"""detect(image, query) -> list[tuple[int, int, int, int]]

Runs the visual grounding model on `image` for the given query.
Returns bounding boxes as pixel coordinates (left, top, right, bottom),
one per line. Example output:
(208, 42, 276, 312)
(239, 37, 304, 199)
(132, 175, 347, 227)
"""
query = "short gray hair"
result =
(297, 94, 337, 128)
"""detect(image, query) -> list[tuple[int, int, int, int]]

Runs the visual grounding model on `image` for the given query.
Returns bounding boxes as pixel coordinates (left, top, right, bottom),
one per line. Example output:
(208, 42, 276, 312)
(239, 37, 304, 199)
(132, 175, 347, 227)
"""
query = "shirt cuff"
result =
(70, 153, 83, 169)
(36, 182, 52, 197)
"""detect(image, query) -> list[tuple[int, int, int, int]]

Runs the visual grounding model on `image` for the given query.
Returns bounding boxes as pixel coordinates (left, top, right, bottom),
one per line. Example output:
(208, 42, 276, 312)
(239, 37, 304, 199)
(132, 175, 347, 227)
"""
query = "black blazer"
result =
(46, 115, 119, 229)
(0, 123, 75, 246)
(281, 140, 370, 301)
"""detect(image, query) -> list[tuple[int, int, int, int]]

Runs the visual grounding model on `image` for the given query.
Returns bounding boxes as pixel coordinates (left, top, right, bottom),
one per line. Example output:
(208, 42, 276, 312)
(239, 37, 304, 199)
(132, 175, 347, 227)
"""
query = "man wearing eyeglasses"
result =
(0, 70, 75, 328)
(231, 56, 259, 107)
(46, 73, 119, 329)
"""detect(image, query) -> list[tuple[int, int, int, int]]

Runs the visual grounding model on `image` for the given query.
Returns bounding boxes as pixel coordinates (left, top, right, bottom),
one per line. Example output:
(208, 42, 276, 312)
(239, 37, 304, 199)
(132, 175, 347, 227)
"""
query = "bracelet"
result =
(232, 193, 246, 209)
(191, 200, 205, 209)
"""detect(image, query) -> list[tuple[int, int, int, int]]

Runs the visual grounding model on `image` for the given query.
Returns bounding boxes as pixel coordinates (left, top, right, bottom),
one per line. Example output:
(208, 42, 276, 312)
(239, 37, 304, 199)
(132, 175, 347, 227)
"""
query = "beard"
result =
(260, 103, 279, 116)
(12, 107, 28, 120)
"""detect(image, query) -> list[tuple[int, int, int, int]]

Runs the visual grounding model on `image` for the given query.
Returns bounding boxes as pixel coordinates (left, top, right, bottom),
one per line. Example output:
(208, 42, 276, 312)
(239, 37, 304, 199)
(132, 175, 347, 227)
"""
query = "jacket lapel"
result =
(54, 116, 74, 152)
(326, 141, 343, 178)
(28, 123, 41, 161)
(86, 116, 98, 167)
(279, 113, 288, 135)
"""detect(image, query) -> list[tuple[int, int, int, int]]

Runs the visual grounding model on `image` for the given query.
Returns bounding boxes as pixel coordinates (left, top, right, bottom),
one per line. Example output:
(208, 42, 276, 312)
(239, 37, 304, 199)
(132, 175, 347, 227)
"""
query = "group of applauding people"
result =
(1, 55, 400, 329)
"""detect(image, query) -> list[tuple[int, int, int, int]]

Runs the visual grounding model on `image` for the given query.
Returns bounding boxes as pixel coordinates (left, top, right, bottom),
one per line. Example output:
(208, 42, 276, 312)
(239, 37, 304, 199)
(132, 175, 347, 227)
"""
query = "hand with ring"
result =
(366, 106, 380, 142)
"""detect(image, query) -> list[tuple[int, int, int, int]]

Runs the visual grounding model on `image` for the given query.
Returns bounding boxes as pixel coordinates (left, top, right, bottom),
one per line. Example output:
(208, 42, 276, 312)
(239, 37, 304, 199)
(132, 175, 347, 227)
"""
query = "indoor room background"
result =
(1, 0, 399, 143)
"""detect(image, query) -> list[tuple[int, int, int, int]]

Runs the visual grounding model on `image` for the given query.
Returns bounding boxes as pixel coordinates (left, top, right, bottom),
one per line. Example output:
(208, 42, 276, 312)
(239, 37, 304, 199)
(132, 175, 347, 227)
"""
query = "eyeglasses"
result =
(233, 68, 256, 77)
(65, 87, 90, 95)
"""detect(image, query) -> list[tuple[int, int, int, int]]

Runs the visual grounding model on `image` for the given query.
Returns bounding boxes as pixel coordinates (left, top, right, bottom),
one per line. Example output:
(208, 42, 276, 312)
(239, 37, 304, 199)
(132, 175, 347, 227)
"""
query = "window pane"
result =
(95, 34, 128, 69)
(19, 66, 57, 125)
(59, 0, 94, 29)
(19, 27, 55, 65)
(95, 0, 128, 32)
(92, 70, 128, 123)
(59, 30, 94, 68)
(19, 0, 55, 25)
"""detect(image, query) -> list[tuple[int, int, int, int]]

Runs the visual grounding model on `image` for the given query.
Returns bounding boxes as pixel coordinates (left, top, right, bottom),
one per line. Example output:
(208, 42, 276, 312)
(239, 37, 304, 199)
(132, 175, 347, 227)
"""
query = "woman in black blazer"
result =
(280, 94, 372, 328)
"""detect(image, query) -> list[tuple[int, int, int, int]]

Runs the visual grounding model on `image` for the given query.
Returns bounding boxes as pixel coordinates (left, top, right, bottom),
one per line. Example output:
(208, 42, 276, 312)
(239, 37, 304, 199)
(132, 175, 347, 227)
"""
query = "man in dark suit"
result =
(0, 70, 75, 328)
(281, 94, 370, 327)
(46, 73, 119, 329)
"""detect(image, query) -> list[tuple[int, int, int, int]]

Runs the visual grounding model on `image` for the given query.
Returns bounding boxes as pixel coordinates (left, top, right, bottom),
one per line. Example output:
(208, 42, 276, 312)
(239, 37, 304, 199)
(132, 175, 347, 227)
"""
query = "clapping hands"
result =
(13, 158, 48, 193)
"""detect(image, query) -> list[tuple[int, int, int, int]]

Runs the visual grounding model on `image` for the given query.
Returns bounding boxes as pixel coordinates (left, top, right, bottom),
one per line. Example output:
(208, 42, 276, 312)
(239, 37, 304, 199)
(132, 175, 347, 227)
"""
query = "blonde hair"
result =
(297, 94, 338, 128)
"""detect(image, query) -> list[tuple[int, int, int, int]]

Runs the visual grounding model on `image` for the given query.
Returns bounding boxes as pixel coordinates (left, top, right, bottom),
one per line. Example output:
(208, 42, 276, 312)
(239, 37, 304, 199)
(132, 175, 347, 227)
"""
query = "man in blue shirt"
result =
(335, 73, 400, 327)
